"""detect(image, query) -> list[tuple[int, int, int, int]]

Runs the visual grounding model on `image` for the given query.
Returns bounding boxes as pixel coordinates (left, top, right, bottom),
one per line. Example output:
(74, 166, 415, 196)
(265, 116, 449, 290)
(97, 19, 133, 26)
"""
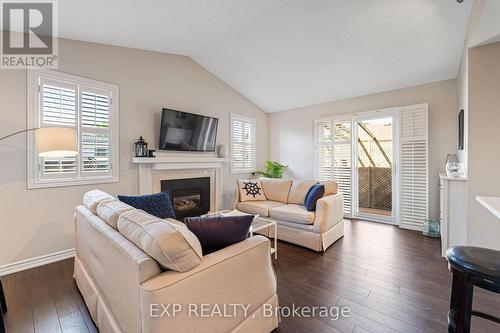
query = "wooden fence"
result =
(358, 167, 392, 211)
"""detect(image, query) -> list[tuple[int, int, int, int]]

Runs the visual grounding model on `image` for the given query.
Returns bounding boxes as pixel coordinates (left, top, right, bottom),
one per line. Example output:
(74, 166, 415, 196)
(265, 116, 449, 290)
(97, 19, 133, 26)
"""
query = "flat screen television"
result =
(159, 108, 218, 152)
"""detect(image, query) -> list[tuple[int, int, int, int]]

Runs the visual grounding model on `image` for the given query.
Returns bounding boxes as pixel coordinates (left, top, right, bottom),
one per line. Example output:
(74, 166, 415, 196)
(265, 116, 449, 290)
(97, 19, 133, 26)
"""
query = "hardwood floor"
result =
(2, 219, 500, 332)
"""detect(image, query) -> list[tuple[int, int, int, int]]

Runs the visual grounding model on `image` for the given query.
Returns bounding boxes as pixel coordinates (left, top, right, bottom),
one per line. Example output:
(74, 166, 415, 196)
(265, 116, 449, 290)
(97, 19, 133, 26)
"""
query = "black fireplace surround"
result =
(161, 177, 210, 219)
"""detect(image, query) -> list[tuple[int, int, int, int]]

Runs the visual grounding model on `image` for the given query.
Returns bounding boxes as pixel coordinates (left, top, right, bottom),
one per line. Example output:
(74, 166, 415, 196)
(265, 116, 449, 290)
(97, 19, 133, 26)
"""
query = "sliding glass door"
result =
(315, 109, 400, 224)
(353, 115, 396, 223)
(315, 105, 428, 229)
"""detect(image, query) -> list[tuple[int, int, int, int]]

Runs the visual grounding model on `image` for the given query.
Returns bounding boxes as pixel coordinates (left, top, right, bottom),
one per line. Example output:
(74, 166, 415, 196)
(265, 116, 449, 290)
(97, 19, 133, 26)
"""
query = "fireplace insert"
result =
(161, 177, 210, 219)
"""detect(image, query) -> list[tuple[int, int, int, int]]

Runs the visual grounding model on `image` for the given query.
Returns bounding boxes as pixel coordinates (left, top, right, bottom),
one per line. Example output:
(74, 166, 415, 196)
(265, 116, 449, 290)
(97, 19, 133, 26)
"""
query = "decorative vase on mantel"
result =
(218, 144, 228, 158)
(445, 154, 463, 177)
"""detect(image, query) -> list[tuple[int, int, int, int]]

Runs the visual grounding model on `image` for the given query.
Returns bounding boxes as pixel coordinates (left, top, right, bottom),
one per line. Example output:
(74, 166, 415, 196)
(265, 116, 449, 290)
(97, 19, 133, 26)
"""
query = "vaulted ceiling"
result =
(59, 0, 473, 112)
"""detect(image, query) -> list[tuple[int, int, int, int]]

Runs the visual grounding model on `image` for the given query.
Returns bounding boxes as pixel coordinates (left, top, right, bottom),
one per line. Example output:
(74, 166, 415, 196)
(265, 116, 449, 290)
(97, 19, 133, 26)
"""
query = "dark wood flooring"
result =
(2, 219, 500, 332)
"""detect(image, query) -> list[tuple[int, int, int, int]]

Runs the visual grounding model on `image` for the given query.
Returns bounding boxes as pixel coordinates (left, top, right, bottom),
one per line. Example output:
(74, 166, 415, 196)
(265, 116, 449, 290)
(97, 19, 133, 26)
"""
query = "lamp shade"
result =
(36, 127, 78, 158)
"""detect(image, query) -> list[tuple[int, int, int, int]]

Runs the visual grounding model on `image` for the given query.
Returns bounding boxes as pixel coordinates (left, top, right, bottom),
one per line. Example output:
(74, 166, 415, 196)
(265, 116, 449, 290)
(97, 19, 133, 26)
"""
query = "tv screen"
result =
(159, 109, 218, 152)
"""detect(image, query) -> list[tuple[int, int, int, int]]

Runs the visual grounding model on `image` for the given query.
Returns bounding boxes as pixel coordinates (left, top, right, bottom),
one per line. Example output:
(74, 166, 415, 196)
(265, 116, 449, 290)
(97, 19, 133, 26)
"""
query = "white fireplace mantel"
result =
(132, 156, 230, 212)
(132, 157, 230, 170)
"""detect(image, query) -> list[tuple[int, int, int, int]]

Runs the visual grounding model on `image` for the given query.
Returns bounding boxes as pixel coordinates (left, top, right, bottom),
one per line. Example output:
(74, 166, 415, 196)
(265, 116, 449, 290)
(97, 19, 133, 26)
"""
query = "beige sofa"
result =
(75, 190, 279, 333)
(235, 179, 344, 252)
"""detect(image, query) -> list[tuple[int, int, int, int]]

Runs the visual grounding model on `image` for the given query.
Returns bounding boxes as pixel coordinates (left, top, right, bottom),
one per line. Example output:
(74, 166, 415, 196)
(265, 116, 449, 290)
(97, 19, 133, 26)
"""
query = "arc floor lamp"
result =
(0, 126, 78, 333)
(0, 127, 78, 157)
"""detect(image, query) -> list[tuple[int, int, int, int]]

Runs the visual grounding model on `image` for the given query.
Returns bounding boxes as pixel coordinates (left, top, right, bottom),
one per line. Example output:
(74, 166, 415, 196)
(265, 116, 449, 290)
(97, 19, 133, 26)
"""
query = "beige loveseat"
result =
(75, 190, 279, 333)
(235, 179, 344, 252)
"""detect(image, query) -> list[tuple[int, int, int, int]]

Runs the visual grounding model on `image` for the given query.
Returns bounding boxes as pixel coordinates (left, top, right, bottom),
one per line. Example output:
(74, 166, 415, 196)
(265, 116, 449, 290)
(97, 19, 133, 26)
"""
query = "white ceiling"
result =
(59, 0, 473, 112)
(470, 0, 500, 47)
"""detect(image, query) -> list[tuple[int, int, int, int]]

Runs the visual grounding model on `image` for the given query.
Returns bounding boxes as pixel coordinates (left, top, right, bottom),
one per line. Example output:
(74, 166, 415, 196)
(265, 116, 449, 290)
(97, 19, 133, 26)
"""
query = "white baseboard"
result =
(0, 248, 75, 277)
(399, 223, 423, 232)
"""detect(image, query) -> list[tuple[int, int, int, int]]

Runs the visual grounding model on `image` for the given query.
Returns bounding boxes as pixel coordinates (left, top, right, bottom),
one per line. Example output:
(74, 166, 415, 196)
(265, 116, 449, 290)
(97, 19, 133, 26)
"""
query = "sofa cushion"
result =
(260, 178, 292, 203)
(236, 200, 285, 217)
(304, 184, 325, 211)
(117, 210, 202, 272)
(118, 192, 176, 219)
(83, 190, 115, 214)
(184, 215, 254, 254)
(238, 179, 267, 201)
(320, 180, 338, 196)
(96, 200, 135, 228)
(269, 204, 315, 225)
(287, 180, 317, 204)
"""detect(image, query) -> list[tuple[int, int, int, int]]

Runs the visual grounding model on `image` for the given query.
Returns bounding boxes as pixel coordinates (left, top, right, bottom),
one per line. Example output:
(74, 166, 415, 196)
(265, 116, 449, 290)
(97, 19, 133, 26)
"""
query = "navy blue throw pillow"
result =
(184, 215, 254, 254)
(304, 182, 319, 202)
(304, 184, 325, 211)
(118, 192, 175, 219)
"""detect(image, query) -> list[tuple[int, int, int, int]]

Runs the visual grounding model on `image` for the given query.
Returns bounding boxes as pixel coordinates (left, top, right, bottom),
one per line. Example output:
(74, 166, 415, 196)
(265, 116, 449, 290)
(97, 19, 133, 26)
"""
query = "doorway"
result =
(354, 116, 394, 223)
(315, 104, 428, 229)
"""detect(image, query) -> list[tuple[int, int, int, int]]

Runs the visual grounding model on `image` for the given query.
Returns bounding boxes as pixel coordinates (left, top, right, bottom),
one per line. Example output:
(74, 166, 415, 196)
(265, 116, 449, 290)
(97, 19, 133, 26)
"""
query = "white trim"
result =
(27, 68, 120, 189)
(0, 248, 75, 277)
(399, 223, 423, 232)
(132, 157, 230, 164)
(476, 196, 500, 221)
(351, 108, 400, 225)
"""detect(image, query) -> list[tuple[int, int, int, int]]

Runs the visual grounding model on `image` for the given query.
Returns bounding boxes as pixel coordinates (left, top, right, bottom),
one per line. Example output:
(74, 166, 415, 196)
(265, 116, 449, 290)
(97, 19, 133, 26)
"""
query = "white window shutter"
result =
(82, 133, 110, 172)
(400, 105, 429, 229)
(333, 142, 352, 215)
(333, 121, 352, 216)
(42, 84, 77, 125)
(81, 91, 110, 128)
(231, 114, 256, 173)
(40, 81, 77, 177)
(315, 119, 352, 216)
(315, 121, 333, 181)
(81, 88, 112, 175)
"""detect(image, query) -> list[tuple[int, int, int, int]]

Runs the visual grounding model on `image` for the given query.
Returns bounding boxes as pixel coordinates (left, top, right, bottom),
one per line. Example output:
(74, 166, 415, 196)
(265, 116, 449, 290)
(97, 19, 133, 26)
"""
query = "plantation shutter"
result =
(39, 79, 77, 177)
(231, 114, 256, 173)
(333, 121, 352, 216)
(315, 122, 333, 180)
(400, 105, 429, 229)
(315, 119, 352, 216)
(81, 88, 112, 174)
(28, 69, 119, 189)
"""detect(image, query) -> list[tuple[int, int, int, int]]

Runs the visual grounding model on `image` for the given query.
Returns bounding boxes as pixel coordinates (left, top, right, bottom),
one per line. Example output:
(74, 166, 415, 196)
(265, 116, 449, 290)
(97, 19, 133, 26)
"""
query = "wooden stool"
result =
(446, 246, 500, 333)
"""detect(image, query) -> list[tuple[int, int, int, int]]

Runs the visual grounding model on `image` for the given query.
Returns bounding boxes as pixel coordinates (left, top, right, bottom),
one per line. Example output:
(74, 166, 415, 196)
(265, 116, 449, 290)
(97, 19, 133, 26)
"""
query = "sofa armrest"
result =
(139, 236, 277, 333)
(313, 193, 344, 233)
(232, 181, 241, 209)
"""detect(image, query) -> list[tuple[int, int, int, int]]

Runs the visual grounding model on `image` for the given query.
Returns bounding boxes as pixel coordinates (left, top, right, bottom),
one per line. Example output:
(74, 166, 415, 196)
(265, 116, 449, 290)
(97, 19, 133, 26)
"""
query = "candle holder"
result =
(134, 136, 149, 157)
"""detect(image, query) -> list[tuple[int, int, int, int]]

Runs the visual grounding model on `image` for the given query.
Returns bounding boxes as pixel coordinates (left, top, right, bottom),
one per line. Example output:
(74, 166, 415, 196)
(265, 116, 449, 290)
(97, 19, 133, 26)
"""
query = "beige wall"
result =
(269, 79, 459, 219)
(0, 38, 268, 267)
(467, 42, 500, 250)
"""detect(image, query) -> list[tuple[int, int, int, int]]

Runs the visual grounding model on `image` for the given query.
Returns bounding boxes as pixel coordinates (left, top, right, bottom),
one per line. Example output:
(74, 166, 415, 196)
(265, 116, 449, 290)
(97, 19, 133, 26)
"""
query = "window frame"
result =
(230, 113, 257, 174)
(27, 68, 120, 189)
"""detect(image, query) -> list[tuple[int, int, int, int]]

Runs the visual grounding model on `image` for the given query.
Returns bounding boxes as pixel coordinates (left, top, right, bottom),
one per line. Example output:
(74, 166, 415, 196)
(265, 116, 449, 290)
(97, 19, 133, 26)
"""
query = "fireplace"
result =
(161, 177, 210, 219)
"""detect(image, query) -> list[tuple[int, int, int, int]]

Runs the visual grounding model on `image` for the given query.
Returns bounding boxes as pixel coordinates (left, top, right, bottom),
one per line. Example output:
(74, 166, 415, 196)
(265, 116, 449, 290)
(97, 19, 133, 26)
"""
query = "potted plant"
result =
(252, 161, 288, 179)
